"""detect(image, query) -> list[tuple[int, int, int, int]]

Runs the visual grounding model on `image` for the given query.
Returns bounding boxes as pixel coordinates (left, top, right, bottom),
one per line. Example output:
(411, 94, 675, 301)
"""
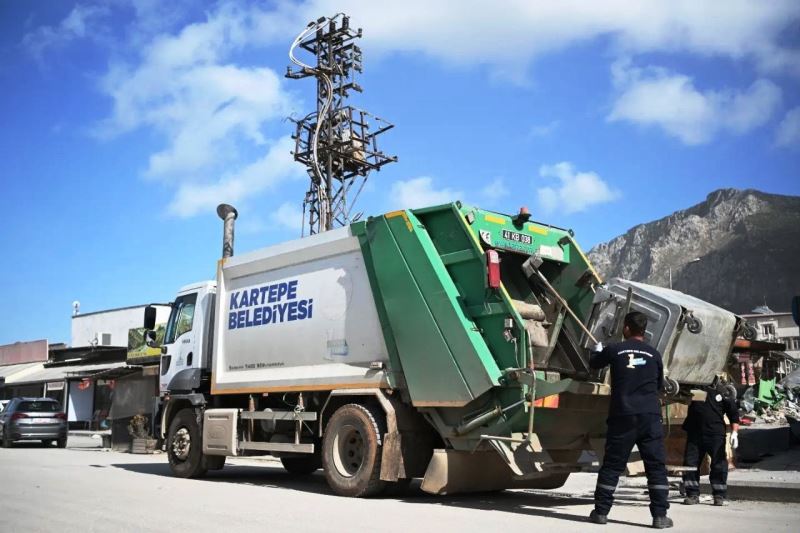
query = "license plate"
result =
(32, 418, 55, 424)
(502, 229, 532, 245)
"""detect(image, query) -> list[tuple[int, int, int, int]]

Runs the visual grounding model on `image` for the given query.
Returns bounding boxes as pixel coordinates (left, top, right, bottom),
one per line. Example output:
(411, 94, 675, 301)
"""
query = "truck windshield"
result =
(164, 293, 197, 344)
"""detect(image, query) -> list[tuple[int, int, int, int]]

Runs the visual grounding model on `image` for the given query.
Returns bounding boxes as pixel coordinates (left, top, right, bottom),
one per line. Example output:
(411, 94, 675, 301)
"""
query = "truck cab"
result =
(158, 281, 216, 396)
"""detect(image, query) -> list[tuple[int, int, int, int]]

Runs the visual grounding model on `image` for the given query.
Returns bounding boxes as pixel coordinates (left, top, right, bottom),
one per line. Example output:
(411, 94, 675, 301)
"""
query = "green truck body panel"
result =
(362, 209, 498, 406)
(359, 202, 599, 412)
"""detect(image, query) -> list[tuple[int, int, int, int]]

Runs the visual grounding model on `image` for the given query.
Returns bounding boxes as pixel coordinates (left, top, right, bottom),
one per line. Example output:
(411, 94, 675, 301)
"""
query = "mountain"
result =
(587, 189, 800, 314)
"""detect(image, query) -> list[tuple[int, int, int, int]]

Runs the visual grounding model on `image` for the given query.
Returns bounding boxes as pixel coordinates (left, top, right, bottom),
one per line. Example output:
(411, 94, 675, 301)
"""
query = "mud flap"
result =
(420, 448, 570, 495)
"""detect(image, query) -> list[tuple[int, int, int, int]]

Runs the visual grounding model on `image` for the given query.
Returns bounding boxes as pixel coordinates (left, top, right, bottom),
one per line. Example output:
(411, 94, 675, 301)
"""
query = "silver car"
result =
(0, 397, 68, 448)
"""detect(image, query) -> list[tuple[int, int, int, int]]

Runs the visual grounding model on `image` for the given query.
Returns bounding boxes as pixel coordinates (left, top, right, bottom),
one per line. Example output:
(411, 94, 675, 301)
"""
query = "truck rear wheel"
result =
(322, 403, 387, 497)
(167, 408, 211, 478)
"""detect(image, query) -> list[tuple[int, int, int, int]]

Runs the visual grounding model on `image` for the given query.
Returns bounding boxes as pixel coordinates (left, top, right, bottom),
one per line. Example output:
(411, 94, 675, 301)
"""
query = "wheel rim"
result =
(332, 423, 365, 477)
(172, 427, 191, 461)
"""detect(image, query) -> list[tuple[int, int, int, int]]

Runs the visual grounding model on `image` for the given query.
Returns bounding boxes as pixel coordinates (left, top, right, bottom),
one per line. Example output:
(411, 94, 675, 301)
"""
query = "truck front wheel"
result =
(167, 408, 211, 478)
(322, 403, 387, 497)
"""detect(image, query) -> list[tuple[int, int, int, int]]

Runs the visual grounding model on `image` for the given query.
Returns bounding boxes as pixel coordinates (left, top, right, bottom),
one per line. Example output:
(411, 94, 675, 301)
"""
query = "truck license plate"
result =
(502, 230, 532, 245)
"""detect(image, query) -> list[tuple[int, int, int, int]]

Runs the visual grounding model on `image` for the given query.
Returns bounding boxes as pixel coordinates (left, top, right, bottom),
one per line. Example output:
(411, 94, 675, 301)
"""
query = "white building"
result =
(71, 304, 171, 348)
(741, 306, 800, 360)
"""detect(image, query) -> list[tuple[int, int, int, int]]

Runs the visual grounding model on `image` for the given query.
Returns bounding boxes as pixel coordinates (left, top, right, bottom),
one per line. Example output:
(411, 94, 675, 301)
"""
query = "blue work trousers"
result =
(594, 413, 670, 517)
(682, 432, 728, 497)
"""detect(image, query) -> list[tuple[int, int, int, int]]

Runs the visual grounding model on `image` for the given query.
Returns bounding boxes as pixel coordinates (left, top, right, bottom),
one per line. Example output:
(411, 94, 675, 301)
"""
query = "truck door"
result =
(160, 292, 198, 393)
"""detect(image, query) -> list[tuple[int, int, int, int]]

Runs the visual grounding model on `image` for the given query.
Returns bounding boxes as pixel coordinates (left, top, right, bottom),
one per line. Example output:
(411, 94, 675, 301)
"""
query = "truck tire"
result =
(167, 408, 210, 478)
(281, 455, 322, 475)
(322, 403, 387, 497)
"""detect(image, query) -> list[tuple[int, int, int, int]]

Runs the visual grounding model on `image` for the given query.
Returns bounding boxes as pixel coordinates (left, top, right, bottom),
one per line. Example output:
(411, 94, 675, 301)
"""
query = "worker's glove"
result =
(730, 431, 739, 450)
(592, 342, 604, 353)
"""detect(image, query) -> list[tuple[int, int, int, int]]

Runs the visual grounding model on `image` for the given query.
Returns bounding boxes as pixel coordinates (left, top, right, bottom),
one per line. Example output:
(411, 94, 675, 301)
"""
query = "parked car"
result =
(0, 397, 68, 448)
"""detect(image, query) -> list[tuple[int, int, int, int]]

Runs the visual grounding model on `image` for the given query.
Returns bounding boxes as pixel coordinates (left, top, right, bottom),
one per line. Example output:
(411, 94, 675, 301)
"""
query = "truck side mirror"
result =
(144, 306, 157, 330)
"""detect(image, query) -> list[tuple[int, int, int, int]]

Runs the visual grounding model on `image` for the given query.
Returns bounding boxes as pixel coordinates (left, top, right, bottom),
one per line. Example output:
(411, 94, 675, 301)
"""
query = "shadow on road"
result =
(110, 461, 649, 528)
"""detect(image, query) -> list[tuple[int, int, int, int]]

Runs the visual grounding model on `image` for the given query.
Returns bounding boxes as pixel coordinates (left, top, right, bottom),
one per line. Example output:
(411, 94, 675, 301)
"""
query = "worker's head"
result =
(623, 311, 647, 339)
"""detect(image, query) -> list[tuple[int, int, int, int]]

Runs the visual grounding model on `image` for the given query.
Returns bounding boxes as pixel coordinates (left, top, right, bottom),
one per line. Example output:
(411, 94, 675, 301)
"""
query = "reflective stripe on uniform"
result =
(648, 485, 670, 491)
(596, 483, 617, 492)
(712, 484, 727, 490)
(683, 480, 700, 487)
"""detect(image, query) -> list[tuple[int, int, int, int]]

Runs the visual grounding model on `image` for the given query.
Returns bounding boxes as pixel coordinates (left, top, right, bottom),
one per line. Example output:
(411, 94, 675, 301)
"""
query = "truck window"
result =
(164, 293, 198, 344)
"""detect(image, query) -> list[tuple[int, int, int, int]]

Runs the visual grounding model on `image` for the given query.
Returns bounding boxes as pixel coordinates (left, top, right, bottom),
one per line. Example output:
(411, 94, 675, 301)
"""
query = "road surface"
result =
(0, 437, 796, 532)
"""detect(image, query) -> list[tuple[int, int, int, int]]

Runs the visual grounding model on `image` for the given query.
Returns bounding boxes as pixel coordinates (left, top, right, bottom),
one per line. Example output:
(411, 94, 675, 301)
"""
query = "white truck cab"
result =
(158, 281, 216, 395)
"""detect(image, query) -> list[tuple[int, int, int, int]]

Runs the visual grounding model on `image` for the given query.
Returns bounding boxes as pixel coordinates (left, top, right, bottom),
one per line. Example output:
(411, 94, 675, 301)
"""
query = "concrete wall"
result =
(0, 339, 48, 365)
(71, 305, 171, 348)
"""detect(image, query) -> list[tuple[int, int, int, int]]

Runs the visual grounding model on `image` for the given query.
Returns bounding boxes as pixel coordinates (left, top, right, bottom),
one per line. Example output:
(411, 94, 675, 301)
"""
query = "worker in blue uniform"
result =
(588, 311, 673, 529)
(681, 386, 740, 506)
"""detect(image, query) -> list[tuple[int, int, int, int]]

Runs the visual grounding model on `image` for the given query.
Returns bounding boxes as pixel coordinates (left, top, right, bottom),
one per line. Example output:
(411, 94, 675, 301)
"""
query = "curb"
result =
(726, 481, 800, 503)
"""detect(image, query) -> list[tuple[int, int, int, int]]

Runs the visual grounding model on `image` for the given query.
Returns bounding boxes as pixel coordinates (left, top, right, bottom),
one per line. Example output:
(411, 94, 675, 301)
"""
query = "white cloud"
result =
(29, 1, 795, 218)
(261, 0, 800, 77)
(22, 4, 110, 60)
(389, 177, 462, 209)
(271, 202, 305, 235)
(167, 136, 302, 217)
(536, 162, 619, 215)
(93, 4, 301, 217)
(481, 177, 509, 202)
(528, 120, 560, 138)
(608, 60, 782, 144)
(775, 107, 800, 148)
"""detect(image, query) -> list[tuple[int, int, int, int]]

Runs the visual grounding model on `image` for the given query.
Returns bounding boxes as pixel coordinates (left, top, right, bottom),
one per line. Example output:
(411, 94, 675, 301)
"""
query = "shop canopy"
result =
(0, 362, 43, 383)
(4, 362, 129, 386)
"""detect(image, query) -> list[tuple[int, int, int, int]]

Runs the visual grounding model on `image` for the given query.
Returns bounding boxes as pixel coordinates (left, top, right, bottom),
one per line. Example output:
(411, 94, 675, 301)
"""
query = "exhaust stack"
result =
(216, 204, 239, 259)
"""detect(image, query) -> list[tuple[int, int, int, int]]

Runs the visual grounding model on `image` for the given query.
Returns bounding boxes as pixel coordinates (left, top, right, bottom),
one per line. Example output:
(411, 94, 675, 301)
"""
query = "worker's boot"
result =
(652, 516, 674, 529)
(588, 510, 608, 525)
(713, 496, 728, 506)
(683, 495, 699, 505)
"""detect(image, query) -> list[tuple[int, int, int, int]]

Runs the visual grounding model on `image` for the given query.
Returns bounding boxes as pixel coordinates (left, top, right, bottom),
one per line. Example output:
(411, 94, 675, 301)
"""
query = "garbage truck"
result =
(144, 201, 745, 497)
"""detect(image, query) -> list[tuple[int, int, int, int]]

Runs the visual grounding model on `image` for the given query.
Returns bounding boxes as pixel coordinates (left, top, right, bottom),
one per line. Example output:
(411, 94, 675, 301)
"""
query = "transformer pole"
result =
(287, 14, 397, 235)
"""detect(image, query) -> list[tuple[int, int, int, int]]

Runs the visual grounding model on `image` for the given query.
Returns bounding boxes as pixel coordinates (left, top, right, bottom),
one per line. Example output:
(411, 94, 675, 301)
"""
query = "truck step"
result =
(240, 410, 317, 421)
(239, 441, 315, 453)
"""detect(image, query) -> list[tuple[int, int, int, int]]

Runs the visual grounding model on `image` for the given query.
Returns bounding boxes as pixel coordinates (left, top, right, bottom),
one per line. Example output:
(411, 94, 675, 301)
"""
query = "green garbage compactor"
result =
(355, 202, 612, 493)
(173, 200, 740, 497)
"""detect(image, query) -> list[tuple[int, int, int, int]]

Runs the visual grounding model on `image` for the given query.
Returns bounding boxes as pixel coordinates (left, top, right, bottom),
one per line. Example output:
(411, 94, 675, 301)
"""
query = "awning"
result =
(0, 362, 42, 383)
(4, 362, 129, 385)
(85, 366, 141, 380)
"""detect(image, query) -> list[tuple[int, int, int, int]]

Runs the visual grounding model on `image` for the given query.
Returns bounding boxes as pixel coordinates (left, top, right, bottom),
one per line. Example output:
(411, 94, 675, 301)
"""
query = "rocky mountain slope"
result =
(587, 189, 800, 314)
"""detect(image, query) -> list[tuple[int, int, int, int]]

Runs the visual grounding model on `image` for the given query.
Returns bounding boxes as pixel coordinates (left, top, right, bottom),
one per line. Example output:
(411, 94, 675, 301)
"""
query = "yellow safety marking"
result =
(570, 237, 602, 282)
(527, 224, 549, 236)
(385, 210, 413, 232)
(456, 212, 485, 254)
(500, 284, 513, 305)
(484, 214, 506, 225)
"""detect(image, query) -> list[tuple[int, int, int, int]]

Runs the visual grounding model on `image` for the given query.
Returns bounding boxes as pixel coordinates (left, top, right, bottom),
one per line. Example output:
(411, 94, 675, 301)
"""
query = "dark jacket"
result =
(682, 388, 740, 436)
(589, 338, 664, 417)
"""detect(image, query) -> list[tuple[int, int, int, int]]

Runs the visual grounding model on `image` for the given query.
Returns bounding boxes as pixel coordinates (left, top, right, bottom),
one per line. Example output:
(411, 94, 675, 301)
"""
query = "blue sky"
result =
(1, 0, 798, 346)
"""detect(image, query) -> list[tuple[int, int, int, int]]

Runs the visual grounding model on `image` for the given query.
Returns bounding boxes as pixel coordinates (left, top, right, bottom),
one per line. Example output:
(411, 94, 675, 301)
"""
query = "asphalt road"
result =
(0, 437, 796, 533)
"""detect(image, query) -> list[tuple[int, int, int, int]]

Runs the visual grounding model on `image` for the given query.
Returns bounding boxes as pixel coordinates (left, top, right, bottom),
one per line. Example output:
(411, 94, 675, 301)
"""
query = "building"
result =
(71, 304, 169, 348)
(741, 306, 800, 360)
(0, 304, 171, 447)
